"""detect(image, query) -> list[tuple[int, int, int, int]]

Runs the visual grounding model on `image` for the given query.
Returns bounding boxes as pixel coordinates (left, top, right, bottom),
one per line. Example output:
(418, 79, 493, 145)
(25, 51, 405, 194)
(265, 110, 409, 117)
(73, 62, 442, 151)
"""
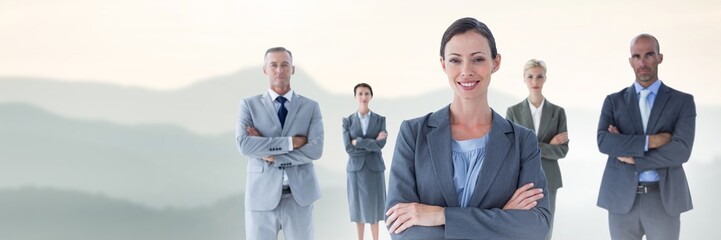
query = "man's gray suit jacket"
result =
(386, 105, 550, 239)
(506, 99, 569, 191)
(236, 91, 324, 211)
(596, 83, 695, 215)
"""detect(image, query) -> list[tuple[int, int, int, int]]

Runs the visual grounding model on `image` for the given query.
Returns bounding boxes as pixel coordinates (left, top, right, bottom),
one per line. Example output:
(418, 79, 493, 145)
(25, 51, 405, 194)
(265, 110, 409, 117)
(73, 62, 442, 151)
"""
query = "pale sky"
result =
(1, 0, 720, 107)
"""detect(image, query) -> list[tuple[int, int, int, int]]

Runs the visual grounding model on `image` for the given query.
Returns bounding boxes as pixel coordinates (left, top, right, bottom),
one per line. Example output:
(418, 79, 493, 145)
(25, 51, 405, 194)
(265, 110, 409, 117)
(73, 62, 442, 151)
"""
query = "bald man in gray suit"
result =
(236, 47, 324, 240)
(597, 34, 695, 240)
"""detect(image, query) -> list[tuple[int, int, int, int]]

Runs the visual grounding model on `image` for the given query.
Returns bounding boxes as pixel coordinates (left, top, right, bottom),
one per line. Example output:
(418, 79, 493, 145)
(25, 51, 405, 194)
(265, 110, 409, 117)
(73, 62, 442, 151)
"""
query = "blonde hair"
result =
(523, 59, 547, 74)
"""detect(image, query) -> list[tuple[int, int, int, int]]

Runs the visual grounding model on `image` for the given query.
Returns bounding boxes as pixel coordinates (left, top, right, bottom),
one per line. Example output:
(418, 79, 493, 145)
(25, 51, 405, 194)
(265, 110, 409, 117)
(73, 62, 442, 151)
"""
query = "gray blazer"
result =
(506, 99, 569, 191)
(386, 105, 550, 240)
(236, 91, 324, 211)
(597, 83, 695, 215)
(342, 112, 387, 172)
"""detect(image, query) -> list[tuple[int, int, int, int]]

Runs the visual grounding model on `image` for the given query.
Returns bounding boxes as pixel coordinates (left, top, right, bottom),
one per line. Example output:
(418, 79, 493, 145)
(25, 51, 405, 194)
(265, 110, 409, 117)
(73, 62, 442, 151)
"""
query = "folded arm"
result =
(442, 130, 550, 239)
(236, 99, 291, 158)
(385, 121, 550, 239)
(597, 96, 646, 158)
(541, 110, 569, 160)
(342, 117, 370, 156)
(635, 96, 696, 170)
(273, 102, 324, 166)
(355, 117, 387, 152)
(385, 120, 445, 239)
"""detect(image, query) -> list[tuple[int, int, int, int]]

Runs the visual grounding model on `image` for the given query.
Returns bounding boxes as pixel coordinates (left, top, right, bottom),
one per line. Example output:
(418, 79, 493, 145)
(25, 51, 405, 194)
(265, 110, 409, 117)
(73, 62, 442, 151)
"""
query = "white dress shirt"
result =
(527, 98, 545, 134)
(268, 89, 294, 186)
(357, 110, 371, 135)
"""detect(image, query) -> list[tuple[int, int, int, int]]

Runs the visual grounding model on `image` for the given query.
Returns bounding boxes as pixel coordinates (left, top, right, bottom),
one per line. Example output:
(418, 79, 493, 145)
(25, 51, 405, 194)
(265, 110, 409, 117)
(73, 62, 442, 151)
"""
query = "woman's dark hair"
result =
(440, 17, 497, 59)
(353, 83, 373, 97)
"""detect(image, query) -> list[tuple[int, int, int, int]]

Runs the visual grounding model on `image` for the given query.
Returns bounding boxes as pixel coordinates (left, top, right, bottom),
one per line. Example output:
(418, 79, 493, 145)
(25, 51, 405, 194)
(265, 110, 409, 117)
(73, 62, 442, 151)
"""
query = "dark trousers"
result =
(608, 191, 680, 240)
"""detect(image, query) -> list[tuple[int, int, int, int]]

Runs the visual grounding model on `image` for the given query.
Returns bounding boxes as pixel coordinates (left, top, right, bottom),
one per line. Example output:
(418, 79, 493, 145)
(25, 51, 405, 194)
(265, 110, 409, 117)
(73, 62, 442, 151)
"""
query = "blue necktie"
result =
(638, 89, 659, 182)
(277, 96, 288, 128)
(639, 89, 651, 132)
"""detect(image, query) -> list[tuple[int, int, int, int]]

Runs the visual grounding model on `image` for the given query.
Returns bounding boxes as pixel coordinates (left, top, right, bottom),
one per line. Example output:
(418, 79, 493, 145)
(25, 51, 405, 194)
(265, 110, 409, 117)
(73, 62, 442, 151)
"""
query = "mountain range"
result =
(1, 68, 720, 239)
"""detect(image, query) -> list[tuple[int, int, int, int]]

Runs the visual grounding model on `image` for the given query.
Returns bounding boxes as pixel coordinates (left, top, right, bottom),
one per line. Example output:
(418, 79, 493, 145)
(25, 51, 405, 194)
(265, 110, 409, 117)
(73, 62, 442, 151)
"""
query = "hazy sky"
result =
(1, 0, 720, 107)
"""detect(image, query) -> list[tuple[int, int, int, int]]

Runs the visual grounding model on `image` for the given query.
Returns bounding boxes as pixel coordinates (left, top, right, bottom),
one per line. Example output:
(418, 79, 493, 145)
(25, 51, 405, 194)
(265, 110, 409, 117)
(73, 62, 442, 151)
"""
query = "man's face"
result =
(629, 37, 663, 86)
(263, 51, 294, 90)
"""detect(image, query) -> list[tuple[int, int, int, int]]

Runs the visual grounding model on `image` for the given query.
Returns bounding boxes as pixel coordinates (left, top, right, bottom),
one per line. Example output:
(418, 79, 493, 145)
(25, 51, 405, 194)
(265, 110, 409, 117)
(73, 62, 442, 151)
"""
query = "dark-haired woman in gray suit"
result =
(506, 59, 569, 240)
(385, 18, 550, 240)
(343, 83, 387, 240)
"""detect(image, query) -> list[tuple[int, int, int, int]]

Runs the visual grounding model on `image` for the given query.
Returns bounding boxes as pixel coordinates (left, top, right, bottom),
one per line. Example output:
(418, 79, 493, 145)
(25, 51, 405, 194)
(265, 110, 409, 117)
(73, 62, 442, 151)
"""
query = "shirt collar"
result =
(634, 80, 662, 95)
(357, 110, 372, 119)
(268, 89, 294, 102)
(527, 98, 545, 113)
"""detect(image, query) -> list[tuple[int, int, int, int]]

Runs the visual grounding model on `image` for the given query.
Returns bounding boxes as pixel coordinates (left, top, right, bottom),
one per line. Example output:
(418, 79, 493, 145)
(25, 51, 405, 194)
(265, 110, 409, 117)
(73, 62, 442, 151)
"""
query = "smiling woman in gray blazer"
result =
(343, 83, 388, 240)
(384, 18, 550, 240)
(506, 59, 569, 240)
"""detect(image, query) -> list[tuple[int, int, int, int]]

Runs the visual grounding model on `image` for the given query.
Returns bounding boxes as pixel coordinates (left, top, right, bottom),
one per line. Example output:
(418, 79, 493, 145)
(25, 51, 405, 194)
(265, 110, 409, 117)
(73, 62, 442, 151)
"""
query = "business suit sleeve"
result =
(343, 117, 370, 155)
(386, 120, 447, 239)
(274, 101, 324, 166)
(597, 96, 646, 158)
(635, 95, 696, 170)
(539, 108, 569, 160)
(236, 98, 291, 158)
(355, 116, 387, 152)
(443, 130, 551, 240)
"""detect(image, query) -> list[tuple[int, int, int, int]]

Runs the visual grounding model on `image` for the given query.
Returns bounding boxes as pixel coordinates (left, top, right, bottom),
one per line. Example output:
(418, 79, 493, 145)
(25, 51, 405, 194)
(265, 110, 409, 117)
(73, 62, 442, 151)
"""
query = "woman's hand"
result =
(549, 132, 568, 145)
(385, 202, 445, 234)
(503, 183, 544, 210)
(377, 131, 388, 141)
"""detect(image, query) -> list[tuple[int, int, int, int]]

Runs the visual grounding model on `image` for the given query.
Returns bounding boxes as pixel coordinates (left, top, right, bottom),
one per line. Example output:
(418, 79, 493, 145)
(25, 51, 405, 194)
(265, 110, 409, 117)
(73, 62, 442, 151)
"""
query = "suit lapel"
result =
(647, 83, 670, 133)
(352, 113, 363, 137)
(261, 91, 283, 131)
(538, 100, 554, 140)
(281, 92, 301, 135)
(624, 86, 645, 134)
(467, 112, 511, 207)
(518, 100, 535, 131)
(366, 112, 379, 137)
(426, 106, 460, 207)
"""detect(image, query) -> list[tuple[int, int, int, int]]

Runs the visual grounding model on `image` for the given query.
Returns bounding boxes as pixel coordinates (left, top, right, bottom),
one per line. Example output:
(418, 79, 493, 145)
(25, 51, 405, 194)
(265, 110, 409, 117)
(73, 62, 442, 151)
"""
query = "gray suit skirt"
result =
(347, 163, 386, 224)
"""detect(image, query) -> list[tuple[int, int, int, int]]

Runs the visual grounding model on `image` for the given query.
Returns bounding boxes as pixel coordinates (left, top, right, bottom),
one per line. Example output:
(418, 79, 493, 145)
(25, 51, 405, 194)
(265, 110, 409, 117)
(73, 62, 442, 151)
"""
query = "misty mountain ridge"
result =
(0, 68, 475, 135)
(0, 186, 353, 240)
(0, 102, 345, 207)
(0, 67, 520, 174)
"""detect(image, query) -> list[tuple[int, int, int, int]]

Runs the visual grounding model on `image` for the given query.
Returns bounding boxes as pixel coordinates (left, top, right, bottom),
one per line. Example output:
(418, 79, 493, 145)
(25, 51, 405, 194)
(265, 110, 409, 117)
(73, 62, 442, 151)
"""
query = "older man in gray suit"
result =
(236, 47, 324, 240)
(597, 34, 695, 240)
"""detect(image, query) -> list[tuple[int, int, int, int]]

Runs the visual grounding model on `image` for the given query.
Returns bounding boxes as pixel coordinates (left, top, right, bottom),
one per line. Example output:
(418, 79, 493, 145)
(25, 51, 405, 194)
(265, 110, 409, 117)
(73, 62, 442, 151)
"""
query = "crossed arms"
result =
(385, 121, 550, 239)
(236, 98, 324, 167)
(597, 94, 695, 170)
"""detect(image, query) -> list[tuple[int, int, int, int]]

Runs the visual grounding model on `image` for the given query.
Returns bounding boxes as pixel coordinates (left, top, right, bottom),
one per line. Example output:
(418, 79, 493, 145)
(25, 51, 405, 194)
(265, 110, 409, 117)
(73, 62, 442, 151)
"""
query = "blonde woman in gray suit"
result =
(342, 83, 387, 240)
(506, 59, 569, 240)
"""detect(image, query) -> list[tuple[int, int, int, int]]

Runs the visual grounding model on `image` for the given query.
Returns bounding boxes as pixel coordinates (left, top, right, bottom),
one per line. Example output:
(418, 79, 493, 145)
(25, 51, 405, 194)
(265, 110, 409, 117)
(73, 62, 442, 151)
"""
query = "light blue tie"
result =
(638, 89, 658, 182)
(639, 89, 651, 132)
